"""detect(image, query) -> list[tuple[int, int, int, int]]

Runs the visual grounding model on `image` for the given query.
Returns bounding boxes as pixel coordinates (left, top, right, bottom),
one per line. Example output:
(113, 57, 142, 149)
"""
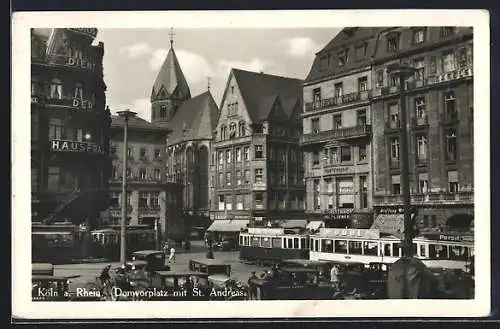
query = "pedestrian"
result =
(204, 232, 209, 246)
(248, 271, 258, 300)
(330, 265, 340, 291)
(169, 246, 176, 263)
(206, 247, 214, 259)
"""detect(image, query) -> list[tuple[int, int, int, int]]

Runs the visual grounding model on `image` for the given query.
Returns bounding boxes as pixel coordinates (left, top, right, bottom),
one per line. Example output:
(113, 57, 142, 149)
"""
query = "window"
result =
(355, 43, 367, 60)
(126, 168, 131, 179)
(325, 179, 334, 209)
(218, 151, 224, 164)
(444, 91, 456, 117)
(390, 138, 400, 160)
(337, 49, 349, 66)
(255, 145, 263, 159)
(333, 114, 342, 129)
(313, 88, 321, 102)
(127, 147, 133, 159)
(358, 77, 368, 92)
(74, 82, 84, 99)
(255, 192, 263, 205)
(387, 34, 399, 52)
(391, 175, 401, 194)
(376, 70, 384, 88)
(220, 125, 227, 140)
(150, 192, 159, 208)
(139, 192, 148, 208)
(446, 129, 457, 161)
(255, 169, 263, 183)
(389, 103, 400, 128)
(358, 144, 367, 162)
(140, 147, 146, 158)
(313, 179, 320, 209)
(48, 118, 63, 139)
(312, 151, 320, 166)
(416, 135, 428, 160)
(311, 118, 320, 133)
(111, 166, 118, 180)
(226, 172, 232, 186)
(340, 146, 351, 162)
(442, 27, 455, 37)
(139, 168, 147, 180)
(337, 177, 354, 208)
(235, 148, 242, 162)
(459, 47, 471, 68)
(160, 105, 167, 119)
(349, 241, 363, 255)
(210, 176, 215, 188)
(154, 149, 161, 160)
(415, 97, 426, 121)
(238, 121, 246, 136)
(110, 192, 119, 207)
(229, 122, 237, 138)
(231, 86, 234, 94)
(244, 147, 250, 161)
(236, 195, 243, 210)
(218, 195, 225, 210)
(363, 241, 379, 256)
(413, 29, 425, 44)
(50, 78, 63, 99)
(154, 168, 161, 180)
(418, 173, 429, 193)
(244, 170, 250, 184)
(335, 240, 348, 254)
(442, 51, 456, 72)
(334, 83, 343, 98)
(218, 173, 224, 186)
(236, 170, 242, 185)
(429, 56, 437, 74)
(413, 58, 425, 81)
(357, 109, 367, 126)
(226, 150, 232, 164)
(360, 176, 368, 208)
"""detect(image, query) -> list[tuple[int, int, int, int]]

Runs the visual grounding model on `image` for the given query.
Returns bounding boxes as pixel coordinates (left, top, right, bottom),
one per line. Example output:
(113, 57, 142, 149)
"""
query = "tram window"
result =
(363, 241, 378, 256)
(272, 237, 282, 248)
(420, 245, 427, 257)
(383, 243, 391, 256)
(335, 240, 348, 254)
(429, 244, 449, 259)
(239, 236, 243, 245)
(413, 243, 418, 256)
(392, 243, 402, 257)
(321, 239, 334, 253)
(348, 241, 363, 255)
(293, 238, 299, 249)
(300, 238, 306, 249)
(314, 239, 319, 252)
(287, 238, 294, 249)
(261, 237, 271, 248)
(245, 236, 249, 246)
(449, 245, 468, 260)
(251, 237, 260, 247)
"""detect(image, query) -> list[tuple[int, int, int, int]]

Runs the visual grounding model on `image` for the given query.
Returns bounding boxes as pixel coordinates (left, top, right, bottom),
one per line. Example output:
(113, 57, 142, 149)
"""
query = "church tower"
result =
(150, 28, 191, 124)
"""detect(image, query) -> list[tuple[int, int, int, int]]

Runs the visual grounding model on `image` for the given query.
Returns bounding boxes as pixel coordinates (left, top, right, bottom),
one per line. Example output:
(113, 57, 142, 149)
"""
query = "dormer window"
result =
(412, 29, 425, 44)
(387, 32, 400, 52)
(355, 43, 367, 60)
(337, 49, 349, 67)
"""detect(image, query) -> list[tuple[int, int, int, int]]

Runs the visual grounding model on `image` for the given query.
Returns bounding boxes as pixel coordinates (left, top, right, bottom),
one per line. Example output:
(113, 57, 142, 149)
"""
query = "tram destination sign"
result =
(319, 228, 380, 239)
(50, 139, 104, 155)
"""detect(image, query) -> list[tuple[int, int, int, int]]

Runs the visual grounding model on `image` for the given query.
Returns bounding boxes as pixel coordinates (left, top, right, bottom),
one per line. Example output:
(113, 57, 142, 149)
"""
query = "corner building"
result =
(31, 28, 110, 228)
(301, 28, 380, 228)
(209, 69, 306, 233)
(370, 27, 474, 231)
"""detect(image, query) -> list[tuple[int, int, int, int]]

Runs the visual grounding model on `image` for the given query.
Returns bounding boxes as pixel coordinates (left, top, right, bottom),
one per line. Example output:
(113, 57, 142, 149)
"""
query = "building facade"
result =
(104, 115, 183, 240)
(209, 69, 305, 232)
(31, 28, 111, 228)
(301, 28, 380, 228)
(371, 26, 474, 231)
(150, 39, 219, 235)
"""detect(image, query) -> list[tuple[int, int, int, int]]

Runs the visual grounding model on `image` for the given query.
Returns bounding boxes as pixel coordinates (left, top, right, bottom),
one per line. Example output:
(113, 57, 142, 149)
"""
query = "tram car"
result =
(32, 222, 82, 264)
(239, 227, 310, 265)
(90, 225, 157, 261)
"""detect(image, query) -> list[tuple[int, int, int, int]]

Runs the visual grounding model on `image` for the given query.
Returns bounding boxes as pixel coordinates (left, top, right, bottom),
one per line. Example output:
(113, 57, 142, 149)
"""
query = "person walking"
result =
(330, 265, 340, 291)
(168, 246, 176, 264)
(247, 271, 258, 300)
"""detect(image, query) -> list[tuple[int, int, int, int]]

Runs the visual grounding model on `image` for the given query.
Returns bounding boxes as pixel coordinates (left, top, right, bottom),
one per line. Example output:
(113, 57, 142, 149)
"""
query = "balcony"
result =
(305, 90, 371, 112)
(432, 66, 473, 84)
(412, 116, 429, 128)
(32, 53, 97, 72)
(300, 125, 371, 146)
(33, 95, 99, 111)
(49, 139, 105, 155)
(415, 157, 428, 167)
(375, 191, 474, 206)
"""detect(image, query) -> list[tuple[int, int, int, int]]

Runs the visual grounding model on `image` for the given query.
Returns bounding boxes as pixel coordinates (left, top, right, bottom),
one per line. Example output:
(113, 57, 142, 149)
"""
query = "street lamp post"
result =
(387, 63, 417, 259)
(117, 109, 137, 265)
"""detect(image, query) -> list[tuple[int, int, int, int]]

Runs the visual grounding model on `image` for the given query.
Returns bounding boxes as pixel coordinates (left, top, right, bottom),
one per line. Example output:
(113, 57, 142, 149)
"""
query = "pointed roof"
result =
(231, 69, 302, 123)
(151, 45, 191, 101)
(166, 91, 219, 146)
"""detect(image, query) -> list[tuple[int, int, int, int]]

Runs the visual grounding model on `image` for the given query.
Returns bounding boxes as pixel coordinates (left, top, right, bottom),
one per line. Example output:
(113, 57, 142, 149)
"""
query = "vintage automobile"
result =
(32, 263, 55, 276)
(131, 250, 170, 271)
(146, 270, 210, 300)
(188, 259, 232, 277)
(248, 267, 335, 300)
(32, 263, 81, 301)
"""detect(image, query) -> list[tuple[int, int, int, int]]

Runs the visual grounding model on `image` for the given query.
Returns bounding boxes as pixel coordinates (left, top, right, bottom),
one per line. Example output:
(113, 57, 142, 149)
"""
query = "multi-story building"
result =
(104, 115, 183, 241)
(31, 28, 111, 229)
(300, 28, 380, 228)
(370, 26, 474, 232)
(209, 69, 305, 233)
(151, 38, 219, 233)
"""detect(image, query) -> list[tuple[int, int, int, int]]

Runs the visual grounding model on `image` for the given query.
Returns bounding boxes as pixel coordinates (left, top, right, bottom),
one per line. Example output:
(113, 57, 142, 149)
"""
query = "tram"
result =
(239, 227, 310, 265)
(90, 225, 157, 261)
(32, 222, 82, 264)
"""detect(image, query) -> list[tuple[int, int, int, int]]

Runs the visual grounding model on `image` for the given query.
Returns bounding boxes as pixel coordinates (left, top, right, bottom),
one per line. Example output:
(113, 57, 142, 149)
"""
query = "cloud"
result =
(119, 42, 154, 58)
(149, 48, 169, 70)
(110, 98, 151, 122)
(215, 58, 275, 79)
(281, 37, 321, 58)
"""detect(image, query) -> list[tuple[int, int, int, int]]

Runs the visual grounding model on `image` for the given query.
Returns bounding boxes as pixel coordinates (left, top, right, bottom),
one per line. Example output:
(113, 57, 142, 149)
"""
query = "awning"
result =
(207, 219, 249, 232)
(306, 221, 324, 231)
(280, 219, 307, 229)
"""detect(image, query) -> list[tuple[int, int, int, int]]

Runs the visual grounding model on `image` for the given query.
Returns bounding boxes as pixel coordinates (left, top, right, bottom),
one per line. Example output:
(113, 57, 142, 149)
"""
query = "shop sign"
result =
(72, 98, 94, 109)
(324, 208, 353, 220)
(50, 139, 104, 155)
(319, 228, 380, 239)
(421, 233, 474, 243)
(324, 166, 350, 175)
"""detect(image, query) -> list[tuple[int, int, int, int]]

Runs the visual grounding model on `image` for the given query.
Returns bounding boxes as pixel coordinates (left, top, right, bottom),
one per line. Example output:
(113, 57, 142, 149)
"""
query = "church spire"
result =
(169, 27, 175, 48)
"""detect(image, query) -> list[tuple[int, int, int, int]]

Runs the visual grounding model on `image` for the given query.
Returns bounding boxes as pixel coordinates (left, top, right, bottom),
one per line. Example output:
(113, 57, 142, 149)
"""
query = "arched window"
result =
(160, 105, 167, 119)
(74, 82, 84, 99)
(229, 122, 236, 138)
(239, 121, 246, 137)
(50, 78, 63, 99)
(220, 125, 227, 140)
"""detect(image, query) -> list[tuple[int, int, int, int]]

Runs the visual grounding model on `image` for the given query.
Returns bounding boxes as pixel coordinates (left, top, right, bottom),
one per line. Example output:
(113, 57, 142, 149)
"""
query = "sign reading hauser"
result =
(50, 139, 104, 155)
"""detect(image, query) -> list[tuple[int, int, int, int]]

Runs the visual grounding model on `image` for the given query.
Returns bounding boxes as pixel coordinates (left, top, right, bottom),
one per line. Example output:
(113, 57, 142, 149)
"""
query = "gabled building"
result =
(150, 38, 219, 238)
(208, 69, 305, 234)
(300, 27, 381, 228)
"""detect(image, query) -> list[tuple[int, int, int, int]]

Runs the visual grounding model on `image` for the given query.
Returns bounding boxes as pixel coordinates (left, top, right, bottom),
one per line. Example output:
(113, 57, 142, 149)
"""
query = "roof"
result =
(151, 46, 191, 101)
(231, 69, 302, 123)
(110, 115, 170, 132)
(166, 91, 219, 146)
(189, 259, 230, 266)
(132, 250, 164, 256)
(156, 270, 208, 277)
(305, 27, 384, 83)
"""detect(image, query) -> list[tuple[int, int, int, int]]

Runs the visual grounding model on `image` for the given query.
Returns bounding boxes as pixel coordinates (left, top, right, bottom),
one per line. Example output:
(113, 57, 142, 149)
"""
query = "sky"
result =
(94, 28, 340, 121)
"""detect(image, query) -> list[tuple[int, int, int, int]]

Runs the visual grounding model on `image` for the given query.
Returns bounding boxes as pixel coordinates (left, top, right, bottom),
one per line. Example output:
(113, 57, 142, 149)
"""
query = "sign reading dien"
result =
(50, 139, 104, 155)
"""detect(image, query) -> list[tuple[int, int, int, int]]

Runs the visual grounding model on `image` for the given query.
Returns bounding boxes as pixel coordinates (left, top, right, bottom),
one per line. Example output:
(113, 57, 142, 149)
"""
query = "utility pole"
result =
(117, 109, 137, 264)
